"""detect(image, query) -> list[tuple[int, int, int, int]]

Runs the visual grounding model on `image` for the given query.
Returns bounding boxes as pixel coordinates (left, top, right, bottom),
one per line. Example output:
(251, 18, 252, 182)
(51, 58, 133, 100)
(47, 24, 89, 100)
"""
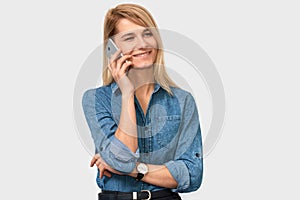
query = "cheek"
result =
(114, 39, 134, 54)
(148, 38, 158, 49)
(152, 50, 158, 61)
(120, 43, 135, 54)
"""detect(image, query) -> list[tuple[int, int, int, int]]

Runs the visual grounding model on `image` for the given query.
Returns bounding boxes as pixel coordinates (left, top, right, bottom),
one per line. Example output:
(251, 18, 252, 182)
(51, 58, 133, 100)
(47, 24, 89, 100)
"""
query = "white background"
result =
(0, 0, 299, 199)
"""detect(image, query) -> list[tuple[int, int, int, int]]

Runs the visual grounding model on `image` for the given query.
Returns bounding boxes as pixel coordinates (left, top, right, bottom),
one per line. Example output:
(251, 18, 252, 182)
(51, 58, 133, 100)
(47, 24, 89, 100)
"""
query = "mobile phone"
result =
(106, 38, 123, 59)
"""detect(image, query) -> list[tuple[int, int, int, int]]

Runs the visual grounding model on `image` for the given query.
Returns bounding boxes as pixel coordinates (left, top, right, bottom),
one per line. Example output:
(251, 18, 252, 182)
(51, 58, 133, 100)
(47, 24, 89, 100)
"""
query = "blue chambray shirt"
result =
(82, 82, 203, 193)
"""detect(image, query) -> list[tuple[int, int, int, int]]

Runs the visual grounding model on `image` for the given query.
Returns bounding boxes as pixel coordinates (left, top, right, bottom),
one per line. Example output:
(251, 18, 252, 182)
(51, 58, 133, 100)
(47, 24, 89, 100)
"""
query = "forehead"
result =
(115, 18, 146, 35)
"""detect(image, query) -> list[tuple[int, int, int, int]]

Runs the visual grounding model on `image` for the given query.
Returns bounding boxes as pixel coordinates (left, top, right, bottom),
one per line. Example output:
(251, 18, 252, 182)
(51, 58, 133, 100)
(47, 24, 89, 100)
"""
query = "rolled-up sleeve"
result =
(82, 88, 139, 173)
(164, 93, 203, 193)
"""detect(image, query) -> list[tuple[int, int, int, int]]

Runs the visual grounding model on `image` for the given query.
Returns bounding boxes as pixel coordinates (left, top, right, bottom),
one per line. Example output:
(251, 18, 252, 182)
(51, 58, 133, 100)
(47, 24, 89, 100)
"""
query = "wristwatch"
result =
(135, 163, 148, 181)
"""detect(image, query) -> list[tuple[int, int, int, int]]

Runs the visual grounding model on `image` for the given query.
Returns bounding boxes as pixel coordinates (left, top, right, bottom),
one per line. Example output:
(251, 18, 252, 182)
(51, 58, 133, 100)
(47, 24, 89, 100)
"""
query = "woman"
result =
(82, 3, 203, 200)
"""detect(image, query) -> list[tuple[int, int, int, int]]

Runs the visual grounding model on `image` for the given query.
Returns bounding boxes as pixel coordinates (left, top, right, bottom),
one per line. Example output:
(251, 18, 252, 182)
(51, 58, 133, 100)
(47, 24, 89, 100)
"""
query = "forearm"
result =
(115, 93, 138, 152)
(129, 164, 178, 189)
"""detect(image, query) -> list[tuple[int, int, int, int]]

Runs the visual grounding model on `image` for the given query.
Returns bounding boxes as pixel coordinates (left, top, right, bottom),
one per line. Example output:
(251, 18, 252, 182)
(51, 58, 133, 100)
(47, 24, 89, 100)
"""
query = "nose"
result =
(136, 35, 147, 49)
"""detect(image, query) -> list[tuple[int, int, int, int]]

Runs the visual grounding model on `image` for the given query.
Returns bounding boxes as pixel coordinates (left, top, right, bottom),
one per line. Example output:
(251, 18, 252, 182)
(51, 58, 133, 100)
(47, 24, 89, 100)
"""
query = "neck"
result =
(127, 66, 155, 96)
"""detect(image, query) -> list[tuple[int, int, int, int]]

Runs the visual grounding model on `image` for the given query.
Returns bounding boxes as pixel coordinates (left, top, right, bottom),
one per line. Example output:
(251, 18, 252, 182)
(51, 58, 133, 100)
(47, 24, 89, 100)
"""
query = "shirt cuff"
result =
(100, 135, 139, 174)
(110, 136, 140, 161)
(164, 160, 190, 192)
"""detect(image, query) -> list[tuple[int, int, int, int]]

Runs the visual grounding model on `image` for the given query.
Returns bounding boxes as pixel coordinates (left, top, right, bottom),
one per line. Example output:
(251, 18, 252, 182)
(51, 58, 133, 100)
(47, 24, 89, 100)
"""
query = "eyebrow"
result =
(121, 32, 135, 39)
(120, 28, 151, 39)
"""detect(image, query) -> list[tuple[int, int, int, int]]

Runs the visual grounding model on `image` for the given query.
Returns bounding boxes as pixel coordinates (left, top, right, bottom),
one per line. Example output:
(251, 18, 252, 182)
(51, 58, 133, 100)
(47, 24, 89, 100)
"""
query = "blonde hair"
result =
(102, 3, 177, 95)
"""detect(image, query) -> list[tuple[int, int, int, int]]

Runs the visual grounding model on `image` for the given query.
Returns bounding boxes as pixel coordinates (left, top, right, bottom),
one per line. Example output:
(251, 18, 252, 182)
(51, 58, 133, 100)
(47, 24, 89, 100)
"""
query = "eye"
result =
(144, 31, 153, 37)
(124, 37, 134, 41)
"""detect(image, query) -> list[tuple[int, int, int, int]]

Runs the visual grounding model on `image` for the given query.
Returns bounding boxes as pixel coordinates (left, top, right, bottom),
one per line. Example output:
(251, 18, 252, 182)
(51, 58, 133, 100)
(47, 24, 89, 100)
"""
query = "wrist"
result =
(128, 162, 138, 177)
(135, 162, 149, 181)
(117, 76, 134, 95)
(121, 90, 134, 99)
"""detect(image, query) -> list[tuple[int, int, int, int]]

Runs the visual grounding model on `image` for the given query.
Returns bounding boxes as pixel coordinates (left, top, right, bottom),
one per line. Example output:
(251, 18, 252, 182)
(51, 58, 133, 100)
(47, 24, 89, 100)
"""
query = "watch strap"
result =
(135, 173, 144, 181)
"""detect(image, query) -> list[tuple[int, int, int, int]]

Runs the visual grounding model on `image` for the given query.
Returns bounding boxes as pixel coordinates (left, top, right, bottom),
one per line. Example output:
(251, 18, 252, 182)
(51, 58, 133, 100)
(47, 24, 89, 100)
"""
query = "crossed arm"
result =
(90, 153, 178, 189)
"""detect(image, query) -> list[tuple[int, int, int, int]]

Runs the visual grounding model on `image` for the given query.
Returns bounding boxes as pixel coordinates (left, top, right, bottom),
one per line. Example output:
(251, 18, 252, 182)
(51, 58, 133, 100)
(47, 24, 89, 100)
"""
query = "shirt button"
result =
(100, 147, 103, 151)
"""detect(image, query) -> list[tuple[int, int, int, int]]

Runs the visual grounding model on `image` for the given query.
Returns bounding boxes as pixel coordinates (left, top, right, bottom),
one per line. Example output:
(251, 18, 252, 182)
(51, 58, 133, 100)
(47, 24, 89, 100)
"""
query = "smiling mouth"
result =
(133, 50, 152, 57)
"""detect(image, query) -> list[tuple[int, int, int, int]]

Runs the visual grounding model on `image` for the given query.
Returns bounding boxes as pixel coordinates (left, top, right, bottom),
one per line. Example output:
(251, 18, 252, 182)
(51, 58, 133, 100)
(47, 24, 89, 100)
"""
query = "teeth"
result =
(134, 51, 150, 57)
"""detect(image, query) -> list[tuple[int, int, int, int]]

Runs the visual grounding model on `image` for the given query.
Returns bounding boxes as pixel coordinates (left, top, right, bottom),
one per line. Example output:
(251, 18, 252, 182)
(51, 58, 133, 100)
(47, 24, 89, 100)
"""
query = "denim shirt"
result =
(82, 82, 203, 193)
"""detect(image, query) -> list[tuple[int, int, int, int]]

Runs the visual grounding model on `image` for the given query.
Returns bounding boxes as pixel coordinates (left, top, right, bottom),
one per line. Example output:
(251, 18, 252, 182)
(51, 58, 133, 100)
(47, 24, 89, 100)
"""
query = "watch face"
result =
(137, 163, 148, 174)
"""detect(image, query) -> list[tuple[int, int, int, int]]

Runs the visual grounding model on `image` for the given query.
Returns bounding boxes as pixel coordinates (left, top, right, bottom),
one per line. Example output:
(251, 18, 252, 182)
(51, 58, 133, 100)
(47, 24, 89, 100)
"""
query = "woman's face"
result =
(113, 18, 158, 69)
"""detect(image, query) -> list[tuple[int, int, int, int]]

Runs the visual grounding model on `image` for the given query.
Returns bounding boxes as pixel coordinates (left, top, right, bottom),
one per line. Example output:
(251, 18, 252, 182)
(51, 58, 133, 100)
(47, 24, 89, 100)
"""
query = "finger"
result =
(120, 61, 133, 74)
(99, 165, 105, 179)
(109, 59, 117, 72)
(99, 169, 103, 179)
(90, 158, 95, 167)
(110, 55, 131, 75)
(90, 156, 97, 167)
(115, 57, 132, 79)
(90, 154, 100, 167)
(116, 55, 132, 70)
(95, 159, 101, 167)
(104, 171, 112, 178)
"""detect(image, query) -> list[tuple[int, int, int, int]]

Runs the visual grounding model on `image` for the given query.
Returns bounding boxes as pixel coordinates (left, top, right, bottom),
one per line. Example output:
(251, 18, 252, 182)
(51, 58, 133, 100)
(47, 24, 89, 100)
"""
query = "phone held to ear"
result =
(106, 38, 132, 72)
(106, 38, 123, 59)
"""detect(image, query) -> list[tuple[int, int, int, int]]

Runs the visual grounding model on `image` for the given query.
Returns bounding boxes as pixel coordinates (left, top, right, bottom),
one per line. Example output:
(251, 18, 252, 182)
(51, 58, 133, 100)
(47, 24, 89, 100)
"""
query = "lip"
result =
(132, 50, 152, 57)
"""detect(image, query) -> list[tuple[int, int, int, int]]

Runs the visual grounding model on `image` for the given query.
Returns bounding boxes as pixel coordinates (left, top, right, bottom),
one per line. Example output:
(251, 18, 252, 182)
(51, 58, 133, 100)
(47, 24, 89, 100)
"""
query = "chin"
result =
(132, 62, 154, 69)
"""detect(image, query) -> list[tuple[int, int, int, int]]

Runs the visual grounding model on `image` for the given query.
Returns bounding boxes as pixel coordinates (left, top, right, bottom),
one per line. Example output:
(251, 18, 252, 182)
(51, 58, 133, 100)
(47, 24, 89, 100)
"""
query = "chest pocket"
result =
(152, 115, 181, 149)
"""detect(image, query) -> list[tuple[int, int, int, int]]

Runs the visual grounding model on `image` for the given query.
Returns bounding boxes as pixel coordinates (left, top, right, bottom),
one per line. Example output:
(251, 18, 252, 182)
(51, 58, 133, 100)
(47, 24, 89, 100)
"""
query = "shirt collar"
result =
(111, 81, 162, 94)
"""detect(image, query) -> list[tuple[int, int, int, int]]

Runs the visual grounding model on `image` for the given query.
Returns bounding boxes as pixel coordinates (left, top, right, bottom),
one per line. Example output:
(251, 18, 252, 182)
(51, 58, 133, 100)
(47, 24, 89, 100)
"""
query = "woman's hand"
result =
(90, 154, 123, 179)
(108, 49, 134, 95)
